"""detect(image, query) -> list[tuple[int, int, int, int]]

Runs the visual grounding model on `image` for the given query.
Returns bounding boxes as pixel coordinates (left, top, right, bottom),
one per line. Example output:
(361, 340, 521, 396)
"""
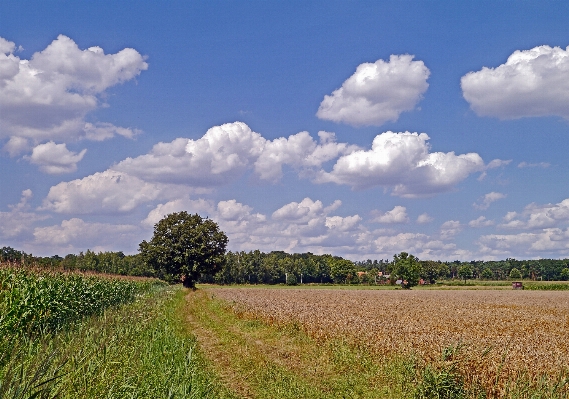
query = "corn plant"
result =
(0, 266, 161, 341)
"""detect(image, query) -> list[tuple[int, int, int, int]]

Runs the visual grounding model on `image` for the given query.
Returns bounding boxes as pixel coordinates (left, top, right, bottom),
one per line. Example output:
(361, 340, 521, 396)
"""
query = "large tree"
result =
(392, 252, 421, 289)
(458, 264, 473, 284)
(139, 212, 228, 288)
(330, 257, 356, 284)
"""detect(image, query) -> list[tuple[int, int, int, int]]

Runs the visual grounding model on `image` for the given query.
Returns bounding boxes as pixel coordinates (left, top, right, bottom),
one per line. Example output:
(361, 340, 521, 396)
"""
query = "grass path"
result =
(185, 290, 416, 399)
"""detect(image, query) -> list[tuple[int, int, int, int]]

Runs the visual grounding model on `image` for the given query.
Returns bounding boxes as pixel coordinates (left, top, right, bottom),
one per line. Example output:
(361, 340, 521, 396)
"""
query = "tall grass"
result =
(0, 285, 235, 399)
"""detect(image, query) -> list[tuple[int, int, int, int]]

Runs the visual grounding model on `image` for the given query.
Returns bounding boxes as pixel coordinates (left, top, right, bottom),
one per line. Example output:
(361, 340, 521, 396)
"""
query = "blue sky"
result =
(1, 1, 568, 260)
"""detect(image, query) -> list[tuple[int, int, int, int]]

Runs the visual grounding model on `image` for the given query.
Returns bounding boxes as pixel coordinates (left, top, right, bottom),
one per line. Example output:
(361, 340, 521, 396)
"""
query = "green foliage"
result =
(0, 267, 158, 342)
(560, 268, 569, 281)
(4, 245, 569, 286)
(139, 212, 228, 288)
(509, 267, 522, 279)
(0, 247, 28, 263)
(480, 267, 493, 280)
(0, 286, 234, 399)
(286, 273, 298, 286)
(393, 252, 421, 289)
(420, 260, 443, 284)
(330, 258, 356, 284)
(2, 246, 154, 277)
(414, 364, 466, 399)
(358, 271, 373, 285)
(524, 283, 569, 291)
(457, 264, 473, 283)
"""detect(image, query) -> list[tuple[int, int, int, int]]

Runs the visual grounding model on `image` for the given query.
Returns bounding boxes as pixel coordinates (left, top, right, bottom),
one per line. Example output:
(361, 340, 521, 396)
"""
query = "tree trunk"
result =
(182, 275, 196, 290)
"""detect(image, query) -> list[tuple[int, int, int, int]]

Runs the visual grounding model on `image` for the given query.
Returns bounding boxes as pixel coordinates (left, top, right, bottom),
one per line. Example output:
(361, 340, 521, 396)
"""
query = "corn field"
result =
(211, 287, 569, 397)
(0, 265, 161, 340)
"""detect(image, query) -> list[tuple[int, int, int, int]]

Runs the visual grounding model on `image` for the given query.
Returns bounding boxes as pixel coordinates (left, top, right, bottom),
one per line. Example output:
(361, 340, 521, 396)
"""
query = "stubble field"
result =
(210, 287, 569, 396)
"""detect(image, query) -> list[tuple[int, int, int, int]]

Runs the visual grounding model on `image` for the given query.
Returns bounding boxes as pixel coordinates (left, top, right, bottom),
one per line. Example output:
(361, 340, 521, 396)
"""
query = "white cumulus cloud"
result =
(141, 198, 215, 227)
(371, 206, 409, 224)
(115, 122, 355, 186)
(33, 218, 141, 253)
(478, 229, 569, 257)
(461, 45, 569, 120)
(0, 190, 49, 240)
(440, 220, 462, 240)
(316, 131, 487, 197)
(172, 197, 363, 255)
(317, 55, 430, 126)
(3, 136, 31, 157)
(473, 192, 506, 210)
(254, 131, 355, 182)
(272, 197, 337, 223)
(115, 122, 265, 185)
(40, 123, 501, 217)
(325, 215, 362, 232)
(476, 197, 569, 257)
(21, 189, 483, 259)
(0, 34, 147, 155)
(469, 216, 495, 228)
(499, 198, 569, 230)
(83, 122, 141, 141)
(416, 213, 433, 224)
(40, 170, 188, 214)
(27, 141, 87, 174)
(374, 232, 462, 260)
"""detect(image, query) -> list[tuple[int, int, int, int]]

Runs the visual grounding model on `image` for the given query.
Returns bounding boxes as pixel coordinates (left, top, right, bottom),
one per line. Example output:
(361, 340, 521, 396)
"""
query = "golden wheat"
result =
(211, 288, 569, 395)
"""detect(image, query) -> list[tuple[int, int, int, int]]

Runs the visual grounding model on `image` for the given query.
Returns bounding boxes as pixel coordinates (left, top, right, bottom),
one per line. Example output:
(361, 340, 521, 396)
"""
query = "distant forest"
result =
(2, 246, 568, 284)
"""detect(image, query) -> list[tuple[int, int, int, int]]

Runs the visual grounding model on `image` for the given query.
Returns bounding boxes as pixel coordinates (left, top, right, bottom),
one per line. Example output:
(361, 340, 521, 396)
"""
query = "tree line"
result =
(1, 247, 154, 277)
(3, 211, 569, 288)
(3, 245, 568, 285)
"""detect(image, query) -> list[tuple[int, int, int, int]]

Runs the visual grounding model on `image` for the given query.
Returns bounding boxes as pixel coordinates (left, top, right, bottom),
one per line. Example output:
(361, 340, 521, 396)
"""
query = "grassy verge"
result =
(434, 280, 569, 290)
(1, 285, 236, 399)
(201, 281, 569, 291)
(187, 289, 569, 399)
(187, 290, 421, 398)
(198, 283, 398, 290)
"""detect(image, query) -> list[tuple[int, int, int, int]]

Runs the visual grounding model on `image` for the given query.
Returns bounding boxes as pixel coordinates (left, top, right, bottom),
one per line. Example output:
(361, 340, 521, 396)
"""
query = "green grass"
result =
(202, 280, 569, 291)
(198, 283, 399, 290)
(187, 289, 426, 398)
(434, 280, 569, 290)
(0, 285, 236, 399)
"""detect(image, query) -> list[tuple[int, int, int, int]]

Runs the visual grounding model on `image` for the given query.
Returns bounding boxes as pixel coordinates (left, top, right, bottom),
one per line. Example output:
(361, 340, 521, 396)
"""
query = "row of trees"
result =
(209, 250, 357, 285)
(1, 246, 154, 277)
(3, 212, 569, 288)
(3, 243, 569, 287)
(436, 259, 569, 282)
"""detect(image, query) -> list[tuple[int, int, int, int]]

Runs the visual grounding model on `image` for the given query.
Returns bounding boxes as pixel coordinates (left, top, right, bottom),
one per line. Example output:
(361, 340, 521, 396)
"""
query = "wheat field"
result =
(211, 287, 569, 395)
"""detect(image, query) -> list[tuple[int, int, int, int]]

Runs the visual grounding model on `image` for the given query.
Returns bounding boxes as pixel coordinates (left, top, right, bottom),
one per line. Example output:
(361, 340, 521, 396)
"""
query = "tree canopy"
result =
(330, 257, 357, 284)
(458, 264, 473, 283)
(392, 252, 421, 289)
(139, 212, 228, 288)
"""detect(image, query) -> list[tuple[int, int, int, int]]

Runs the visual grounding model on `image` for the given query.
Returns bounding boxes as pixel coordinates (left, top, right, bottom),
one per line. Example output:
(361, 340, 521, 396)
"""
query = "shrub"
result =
(286, 273, 298, 286)
(509, 268, 522, 280)
(414, 364, 465, 399)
